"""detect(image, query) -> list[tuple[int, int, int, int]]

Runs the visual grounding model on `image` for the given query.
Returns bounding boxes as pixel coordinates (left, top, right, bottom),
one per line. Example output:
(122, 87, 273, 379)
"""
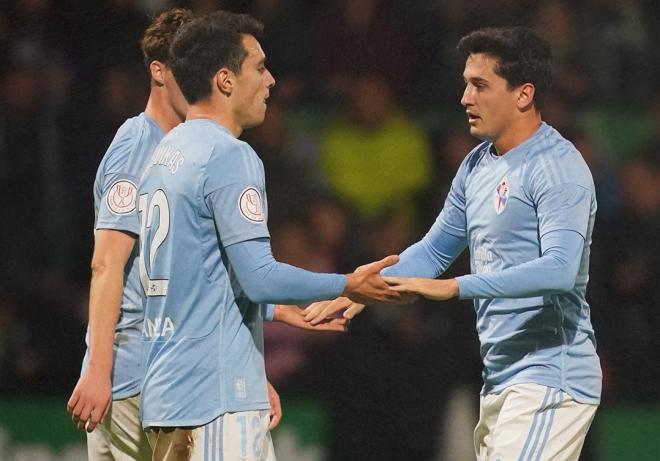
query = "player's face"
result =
(461, 53, 520, 143)
(164, 65, 188, 122)
(233, 35, 275, 129)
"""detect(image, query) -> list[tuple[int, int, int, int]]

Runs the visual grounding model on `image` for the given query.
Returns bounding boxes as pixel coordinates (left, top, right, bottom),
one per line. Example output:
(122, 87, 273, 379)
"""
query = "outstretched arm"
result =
(225, 238, 401, 305)
(385, 229, 584, 300)
(304, 222, 467, 323)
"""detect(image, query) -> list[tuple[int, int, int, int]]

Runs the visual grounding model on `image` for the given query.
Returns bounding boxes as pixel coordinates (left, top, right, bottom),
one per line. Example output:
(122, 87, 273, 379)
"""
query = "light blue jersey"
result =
(82, 112, 165, 399)
(388, 122, 601, 404)
(138, 119, 273, 427)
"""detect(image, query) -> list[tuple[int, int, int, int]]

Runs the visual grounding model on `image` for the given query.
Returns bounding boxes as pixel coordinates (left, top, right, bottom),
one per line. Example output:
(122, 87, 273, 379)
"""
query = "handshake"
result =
(291, 255, 460, 328)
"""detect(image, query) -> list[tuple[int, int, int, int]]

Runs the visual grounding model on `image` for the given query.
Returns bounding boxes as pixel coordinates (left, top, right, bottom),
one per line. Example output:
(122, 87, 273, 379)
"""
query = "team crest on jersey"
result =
(107, 180, 137, 215)
(239, 187, 264, 222)
(493, 177, 509, 215)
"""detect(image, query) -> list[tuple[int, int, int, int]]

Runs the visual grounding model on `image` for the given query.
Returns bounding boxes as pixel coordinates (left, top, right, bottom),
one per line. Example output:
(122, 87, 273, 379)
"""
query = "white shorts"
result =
(87, 394, 152, 461)
(474, 383, 597, 461)
(146, 409, 276, 461)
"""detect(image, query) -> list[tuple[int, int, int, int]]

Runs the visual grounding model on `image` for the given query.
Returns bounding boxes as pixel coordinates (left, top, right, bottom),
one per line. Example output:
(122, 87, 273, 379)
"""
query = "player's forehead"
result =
(241, 34, 266, 63)
(463, 53, 499, 80)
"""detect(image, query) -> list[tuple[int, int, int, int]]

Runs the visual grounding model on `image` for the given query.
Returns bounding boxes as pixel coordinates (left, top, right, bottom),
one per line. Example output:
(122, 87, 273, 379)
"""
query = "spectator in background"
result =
(531, 0, 593, 103)
(313, 0, 416, 98)
(242, 98, 327, 215)
(596, 153, 660, 401)
(320, 74, 431, 223)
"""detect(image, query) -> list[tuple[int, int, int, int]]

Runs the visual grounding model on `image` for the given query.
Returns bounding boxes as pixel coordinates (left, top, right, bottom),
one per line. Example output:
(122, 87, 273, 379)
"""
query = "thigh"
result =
(149, 410, 275, 461)
(89, 395, 152, 461)
(87, 423, 113, 461)
(220, 410, 275, 461)
(488, 384, 597, 461)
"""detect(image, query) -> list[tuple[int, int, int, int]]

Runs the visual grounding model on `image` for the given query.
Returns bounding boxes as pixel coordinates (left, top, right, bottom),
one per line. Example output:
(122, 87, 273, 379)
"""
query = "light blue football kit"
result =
(138, 119, 345, 428)
(385, 122, 601, 404)
(82, 112, 165, 399)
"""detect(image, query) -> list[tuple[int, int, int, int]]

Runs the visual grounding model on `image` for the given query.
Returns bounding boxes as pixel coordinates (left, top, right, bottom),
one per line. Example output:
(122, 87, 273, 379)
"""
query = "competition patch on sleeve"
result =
(238, 187, 265, 222)
(107, 180, 137, 215)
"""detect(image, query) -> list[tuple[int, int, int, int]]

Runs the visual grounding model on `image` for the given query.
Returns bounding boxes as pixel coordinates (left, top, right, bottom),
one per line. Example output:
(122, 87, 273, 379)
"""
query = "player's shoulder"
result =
(209, 128, 262, 168)
(526, 123, 593, 187)
(99, 113, 162, 174)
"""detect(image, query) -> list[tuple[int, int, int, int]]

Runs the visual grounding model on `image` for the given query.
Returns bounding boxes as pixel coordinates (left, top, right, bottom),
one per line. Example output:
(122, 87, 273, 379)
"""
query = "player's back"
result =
(83, 112, 165, 399)
(138, 119, 270, 427)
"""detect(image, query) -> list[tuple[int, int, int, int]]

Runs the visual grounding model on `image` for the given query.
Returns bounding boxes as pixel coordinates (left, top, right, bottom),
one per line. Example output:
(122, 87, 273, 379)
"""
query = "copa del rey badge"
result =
(493, 177, 509, 215)
(107, 180, 137, 215)
(239, 187, 264, 222)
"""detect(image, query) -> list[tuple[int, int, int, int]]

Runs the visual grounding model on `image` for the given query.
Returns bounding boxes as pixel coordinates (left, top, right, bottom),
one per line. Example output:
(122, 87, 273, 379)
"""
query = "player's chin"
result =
(244, 113, 267, 129)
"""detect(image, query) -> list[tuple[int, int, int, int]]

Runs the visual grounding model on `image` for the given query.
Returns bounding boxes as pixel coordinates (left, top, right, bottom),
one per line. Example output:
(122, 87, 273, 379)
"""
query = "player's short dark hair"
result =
(457, 27, 552, 109)
(169, 11, 264, 104)
(140, 8, 194, 67)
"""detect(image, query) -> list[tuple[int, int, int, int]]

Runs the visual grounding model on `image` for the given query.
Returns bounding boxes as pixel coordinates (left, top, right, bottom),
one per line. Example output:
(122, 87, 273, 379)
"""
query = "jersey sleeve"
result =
(435, 151, 473, 238)
(203, 142, 270, 247)
(95, 128, 143, 235)
(526, 149, 595, 239)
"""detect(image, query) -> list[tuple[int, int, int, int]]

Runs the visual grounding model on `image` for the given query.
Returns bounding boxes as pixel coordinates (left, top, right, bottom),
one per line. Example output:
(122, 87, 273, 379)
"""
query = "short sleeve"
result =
(95, 134, 141, 235)
(203, 142, 270, 246)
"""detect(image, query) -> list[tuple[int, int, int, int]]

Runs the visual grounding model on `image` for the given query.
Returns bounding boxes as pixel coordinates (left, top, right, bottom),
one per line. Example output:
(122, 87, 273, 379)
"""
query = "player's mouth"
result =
(466, 111, 481, 125)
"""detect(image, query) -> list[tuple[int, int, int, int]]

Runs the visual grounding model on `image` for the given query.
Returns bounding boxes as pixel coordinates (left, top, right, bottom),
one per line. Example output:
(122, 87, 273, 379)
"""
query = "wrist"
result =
(86, 359, 112, 375)
(272, 304, 283, 322)
(449, 278, 460, 298)
(342, 274, 355, 296)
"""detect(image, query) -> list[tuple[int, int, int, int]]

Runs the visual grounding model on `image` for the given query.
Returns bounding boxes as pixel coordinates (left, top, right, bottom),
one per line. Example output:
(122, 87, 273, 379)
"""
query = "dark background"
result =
(0, 0, 659, 459)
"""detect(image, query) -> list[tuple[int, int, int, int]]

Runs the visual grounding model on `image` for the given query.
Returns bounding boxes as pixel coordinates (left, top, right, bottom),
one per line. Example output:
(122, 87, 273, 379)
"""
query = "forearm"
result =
(226, 239, 346, 305)
(382, 228, 466, 278)
(457, 230, 584, 299)
(86, 264, 123, 371)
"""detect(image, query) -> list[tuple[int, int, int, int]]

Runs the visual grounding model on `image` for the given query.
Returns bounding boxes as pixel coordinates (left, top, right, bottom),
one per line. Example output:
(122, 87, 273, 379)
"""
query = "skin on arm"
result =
(273, 304, 349, 332)
(303, 297, 365, 325)
(267, 380, 281, 430)
(383, 277, 460, 301)
(67, 229, 137, 432)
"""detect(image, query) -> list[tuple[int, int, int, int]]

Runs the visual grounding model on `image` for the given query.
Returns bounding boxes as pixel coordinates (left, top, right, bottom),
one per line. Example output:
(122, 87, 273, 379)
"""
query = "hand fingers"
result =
(307, 297, 352, 324)
(75, 403, 93, 431)
(389, 284, 413, 292)
(303, 301, 330, 320)
(67, 391, 80, 415)
(269, 410, 282, 430)
(344, 303, 365, 319)
(371, 254, 400, 272)
(316, 317, 348, 332)
(382, 276, 405, 286)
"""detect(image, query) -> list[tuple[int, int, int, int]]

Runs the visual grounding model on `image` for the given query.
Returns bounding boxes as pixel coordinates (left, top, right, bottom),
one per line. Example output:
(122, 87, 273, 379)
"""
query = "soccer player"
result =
(306, 27, 601, 461)
(137, 11, 399, 460)
(66, 8, 194, 461)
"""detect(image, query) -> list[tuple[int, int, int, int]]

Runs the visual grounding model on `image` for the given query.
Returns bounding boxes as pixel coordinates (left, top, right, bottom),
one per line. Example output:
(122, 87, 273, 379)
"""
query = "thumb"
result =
(370, 254, 399, 272)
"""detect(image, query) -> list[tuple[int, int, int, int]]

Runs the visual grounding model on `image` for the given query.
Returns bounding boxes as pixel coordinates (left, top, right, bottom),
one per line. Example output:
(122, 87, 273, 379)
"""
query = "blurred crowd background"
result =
(0, 0, 659, 459)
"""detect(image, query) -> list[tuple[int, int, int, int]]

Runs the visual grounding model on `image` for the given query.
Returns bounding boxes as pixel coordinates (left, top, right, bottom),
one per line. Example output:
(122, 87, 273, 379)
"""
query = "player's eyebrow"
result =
(464, 76, 489, 85)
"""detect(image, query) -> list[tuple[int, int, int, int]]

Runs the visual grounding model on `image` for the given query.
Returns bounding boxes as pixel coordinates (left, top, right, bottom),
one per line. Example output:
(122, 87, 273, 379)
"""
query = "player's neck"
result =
(186, 102, 243, 138)
(144, 87, 184, 133)
(492, 112, 542, 155)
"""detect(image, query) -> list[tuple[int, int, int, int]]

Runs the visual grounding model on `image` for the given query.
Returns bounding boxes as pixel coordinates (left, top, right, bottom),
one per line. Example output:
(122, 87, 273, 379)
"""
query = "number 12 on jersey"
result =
(138, 190, 170, 297)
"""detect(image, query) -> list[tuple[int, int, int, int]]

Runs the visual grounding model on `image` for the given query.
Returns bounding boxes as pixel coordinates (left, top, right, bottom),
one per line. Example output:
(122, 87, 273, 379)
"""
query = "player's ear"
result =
(149, 61, 166, 86)
(516, 83, 535, 111)
(215, 68, 233, 96)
